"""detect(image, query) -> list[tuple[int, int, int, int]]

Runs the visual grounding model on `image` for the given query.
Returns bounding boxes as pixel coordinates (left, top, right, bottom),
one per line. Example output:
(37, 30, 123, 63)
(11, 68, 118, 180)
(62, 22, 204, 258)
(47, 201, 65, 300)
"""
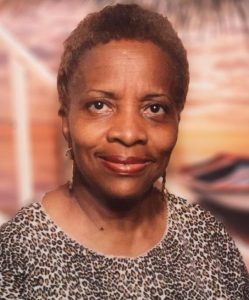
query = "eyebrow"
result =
(86, 89, 173, 103)
(142, 93, 173, 105)
(86, 89, 115, 98)
(142, 93, 170, 99)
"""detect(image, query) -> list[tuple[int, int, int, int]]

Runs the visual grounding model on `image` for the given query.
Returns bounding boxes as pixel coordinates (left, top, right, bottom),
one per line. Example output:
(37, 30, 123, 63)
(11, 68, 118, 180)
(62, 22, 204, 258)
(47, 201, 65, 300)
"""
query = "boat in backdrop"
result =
(181, 154, 249, 212)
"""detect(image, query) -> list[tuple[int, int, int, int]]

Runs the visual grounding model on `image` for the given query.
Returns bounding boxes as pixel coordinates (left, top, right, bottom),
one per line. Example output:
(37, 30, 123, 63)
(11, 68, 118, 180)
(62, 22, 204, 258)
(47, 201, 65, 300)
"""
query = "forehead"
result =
(69, 39, 174, 94)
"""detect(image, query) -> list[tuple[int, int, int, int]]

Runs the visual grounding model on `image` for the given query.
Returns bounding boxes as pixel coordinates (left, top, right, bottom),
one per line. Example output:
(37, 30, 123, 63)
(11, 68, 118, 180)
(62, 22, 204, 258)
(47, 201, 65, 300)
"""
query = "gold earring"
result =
(162, 172, 168, 201)
(65, 147, 73, 192)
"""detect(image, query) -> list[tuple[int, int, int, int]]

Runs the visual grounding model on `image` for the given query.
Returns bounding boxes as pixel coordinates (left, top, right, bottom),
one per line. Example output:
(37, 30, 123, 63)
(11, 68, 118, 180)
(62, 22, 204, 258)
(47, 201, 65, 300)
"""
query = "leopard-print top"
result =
(0, 194, 248, 299)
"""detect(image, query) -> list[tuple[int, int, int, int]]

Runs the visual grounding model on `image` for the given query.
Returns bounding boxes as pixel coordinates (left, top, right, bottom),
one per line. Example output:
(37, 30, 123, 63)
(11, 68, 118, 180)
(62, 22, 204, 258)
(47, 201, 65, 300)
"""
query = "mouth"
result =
(97, 155, 154, 175)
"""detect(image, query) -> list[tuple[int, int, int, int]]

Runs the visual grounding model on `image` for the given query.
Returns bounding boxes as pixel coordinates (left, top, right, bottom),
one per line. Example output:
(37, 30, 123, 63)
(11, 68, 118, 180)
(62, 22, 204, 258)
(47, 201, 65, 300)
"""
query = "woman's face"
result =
(63, 40, 180, 201)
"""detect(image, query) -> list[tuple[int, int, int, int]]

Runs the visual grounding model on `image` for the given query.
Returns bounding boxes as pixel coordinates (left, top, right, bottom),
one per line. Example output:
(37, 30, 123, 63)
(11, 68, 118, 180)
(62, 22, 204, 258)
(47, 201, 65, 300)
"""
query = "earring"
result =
(65, 147, 74, 192)
(161, 172, 168, 201)
(65, 147, 73, 159)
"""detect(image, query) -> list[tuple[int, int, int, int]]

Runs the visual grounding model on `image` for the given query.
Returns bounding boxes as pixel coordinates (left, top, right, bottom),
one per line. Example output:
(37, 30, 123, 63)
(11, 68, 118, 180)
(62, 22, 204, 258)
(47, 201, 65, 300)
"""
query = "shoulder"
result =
(0, 202, 43, 231)
(0, 202, 46, 287)
(0, 203, 44, 252)
(168, 193, 225, 232)
(167, 193, 249, 291)
(167, 193, 246, 264)
(0, 203, 46, 296)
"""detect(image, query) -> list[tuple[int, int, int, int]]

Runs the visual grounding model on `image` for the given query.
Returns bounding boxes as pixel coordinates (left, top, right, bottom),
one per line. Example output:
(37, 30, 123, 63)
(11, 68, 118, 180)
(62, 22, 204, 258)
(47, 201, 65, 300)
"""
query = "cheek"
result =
(69, 117, 106, 151)
(151, 125, 178, 157)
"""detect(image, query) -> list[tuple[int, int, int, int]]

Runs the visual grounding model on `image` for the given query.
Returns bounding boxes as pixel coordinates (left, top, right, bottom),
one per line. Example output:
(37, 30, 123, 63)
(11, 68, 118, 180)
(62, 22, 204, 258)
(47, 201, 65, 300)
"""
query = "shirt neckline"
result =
(36, 194, 173, 261)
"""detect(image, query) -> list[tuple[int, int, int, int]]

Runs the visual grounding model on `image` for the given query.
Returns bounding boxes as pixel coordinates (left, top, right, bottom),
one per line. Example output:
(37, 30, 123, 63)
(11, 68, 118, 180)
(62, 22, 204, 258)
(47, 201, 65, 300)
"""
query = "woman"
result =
(0, 4, 248, 299)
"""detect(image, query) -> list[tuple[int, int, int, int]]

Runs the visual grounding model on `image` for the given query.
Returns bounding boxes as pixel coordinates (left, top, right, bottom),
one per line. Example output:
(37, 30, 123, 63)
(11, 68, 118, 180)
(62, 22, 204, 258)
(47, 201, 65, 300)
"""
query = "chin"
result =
(76, 167, 159, 207)
(97, 181, 155, 209)
(101, 192, 148, 211)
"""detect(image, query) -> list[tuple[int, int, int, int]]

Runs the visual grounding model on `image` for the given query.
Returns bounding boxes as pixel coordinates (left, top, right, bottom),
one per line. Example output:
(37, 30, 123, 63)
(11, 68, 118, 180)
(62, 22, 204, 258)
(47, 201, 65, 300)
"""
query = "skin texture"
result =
(65, 40, 179, 202)
(43, 40, 180, 256)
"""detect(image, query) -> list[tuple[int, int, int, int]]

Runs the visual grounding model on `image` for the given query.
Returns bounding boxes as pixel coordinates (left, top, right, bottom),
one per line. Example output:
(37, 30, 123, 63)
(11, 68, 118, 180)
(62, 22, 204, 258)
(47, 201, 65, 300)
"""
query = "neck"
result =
(69, 181, 164, 233)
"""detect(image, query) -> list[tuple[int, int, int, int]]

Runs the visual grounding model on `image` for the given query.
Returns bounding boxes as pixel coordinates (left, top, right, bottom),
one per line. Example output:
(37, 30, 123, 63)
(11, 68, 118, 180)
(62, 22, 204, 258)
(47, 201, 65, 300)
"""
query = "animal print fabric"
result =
(0, 194, 248, 299)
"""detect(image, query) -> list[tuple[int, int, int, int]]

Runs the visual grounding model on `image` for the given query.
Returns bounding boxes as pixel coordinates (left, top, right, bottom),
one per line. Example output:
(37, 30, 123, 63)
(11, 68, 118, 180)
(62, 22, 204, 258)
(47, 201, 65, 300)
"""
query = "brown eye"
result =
(92, 101, 104, 110)
(143, 102, 167, 120)
(87, 100, 112, 115)
(150, 104, 162, 113)
(146, 104, 165, 115)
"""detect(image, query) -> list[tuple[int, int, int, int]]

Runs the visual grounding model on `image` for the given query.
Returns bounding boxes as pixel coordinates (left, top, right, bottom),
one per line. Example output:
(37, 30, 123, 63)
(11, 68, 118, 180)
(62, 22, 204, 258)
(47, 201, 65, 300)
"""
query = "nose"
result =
(107, 110, 148, 147)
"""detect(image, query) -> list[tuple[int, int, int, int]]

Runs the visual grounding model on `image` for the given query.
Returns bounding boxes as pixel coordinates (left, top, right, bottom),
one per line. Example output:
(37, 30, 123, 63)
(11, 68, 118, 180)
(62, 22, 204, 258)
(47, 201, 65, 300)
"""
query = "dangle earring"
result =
(65, 147, 74, 192)
(161, 172, 168, 201)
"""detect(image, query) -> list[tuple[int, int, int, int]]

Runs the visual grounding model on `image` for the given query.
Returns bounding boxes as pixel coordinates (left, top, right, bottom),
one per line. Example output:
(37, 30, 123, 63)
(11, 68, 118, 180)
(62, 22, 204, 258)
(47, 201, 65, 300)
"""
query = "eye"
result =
(144, 103, 166, 117)
(149, 104, 164, 114)
(93, 101, 104, 110)
(87, 100, 112, 114)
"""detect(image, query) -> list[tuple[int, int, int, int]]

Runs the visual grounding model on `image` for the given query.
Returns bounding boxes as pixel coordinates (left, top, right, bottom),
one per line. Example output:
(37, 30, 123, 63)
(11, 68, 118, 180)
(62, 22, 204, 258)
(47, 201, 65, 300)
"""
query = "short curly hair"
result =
(57, 3, 189, 112)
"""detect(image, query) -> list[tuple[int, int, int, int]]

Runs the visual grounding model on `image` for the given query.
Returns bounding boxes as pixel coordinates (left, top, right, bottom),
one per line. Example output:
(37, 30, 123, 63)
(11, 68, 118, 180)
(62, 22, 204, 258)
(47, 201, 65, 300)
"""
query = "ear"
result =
(177, 111, 181, 123)
(58, 104, 71, 144)
(174, 109, 181, 124)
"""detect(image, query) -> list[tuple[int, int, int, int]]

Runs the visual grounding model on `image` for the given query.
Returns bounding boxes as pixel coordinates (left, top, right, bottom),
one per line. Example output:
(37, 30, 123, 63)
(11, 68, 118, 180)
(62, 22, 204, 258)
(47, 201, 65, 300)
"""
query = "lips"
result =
(97, 155, 154, 175)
